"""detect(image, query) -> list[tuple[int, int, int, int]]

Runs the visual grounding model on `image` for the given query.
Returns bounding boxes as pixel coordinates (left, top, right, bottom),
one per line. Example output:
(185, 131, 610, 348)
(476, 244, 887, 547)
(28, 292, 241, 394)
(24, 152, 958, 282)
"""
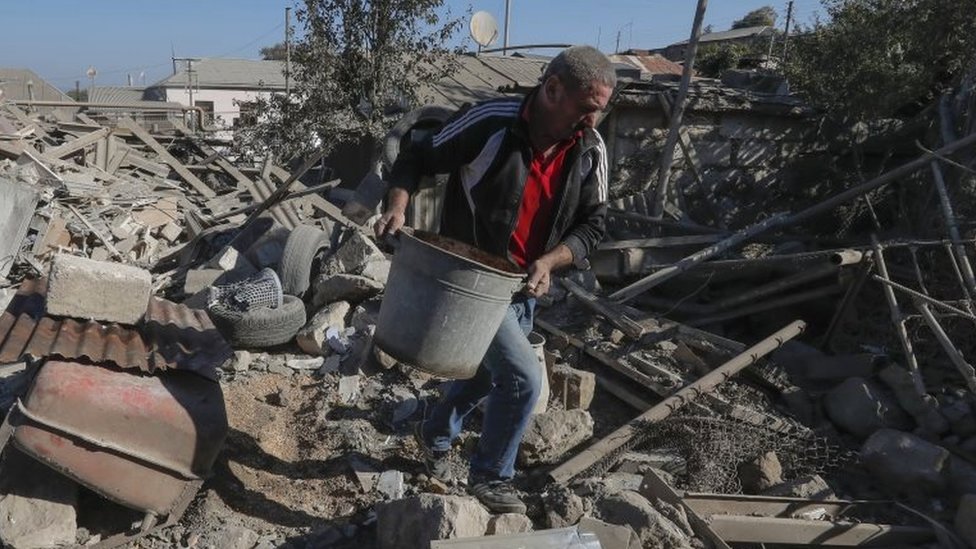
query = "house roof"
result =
(0, 68, 73, 102)
(149, 58, 287, 90)
(90, 86, 147, 104)
(610, 53, 684, 76)
(418, 54, 548, 108)
(673, 25, 772, 46)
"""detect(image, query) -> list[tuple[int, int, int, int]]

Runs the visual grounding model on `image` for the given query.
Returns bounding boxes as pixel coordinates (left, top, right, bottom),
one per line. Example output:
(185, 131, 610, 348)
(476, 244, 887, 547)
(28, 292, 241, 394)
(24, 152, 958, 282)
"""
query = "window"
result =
(194, 100, 215, 125)
(235, 101, 257, 128)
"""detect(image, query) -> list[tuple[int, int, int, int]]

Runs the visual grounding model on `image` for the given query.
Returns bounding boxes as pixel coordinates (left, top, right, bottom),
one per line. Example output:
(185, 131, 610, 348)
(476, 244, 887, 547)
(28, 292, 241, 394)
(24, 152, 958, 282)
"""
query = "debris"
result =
(312, 273, 384, 307)
(860, 429, 950, 495)
(376, 470, 405, 500)
(374, 494, 490, 549)
(486, 513, 533, 535)
(737, 451, 783, 494)
(46, 253, 151, 324)
(596, 490, 695, 549)
(296, 300, 351, 355)
(822, 377, 913, 438)
(549, 363, 596, 410)
(518, 409, 594, 466)
(0, 449, 79, 549)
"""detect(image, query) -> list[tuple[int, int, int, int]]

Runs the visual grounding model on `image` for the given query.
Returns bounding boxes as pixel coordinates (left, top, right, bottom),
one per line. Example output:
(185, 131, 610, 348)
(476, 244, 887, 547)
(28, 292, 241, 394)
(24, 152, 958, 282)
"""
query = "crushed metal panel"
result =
(0, 278, 230, 380)
(0, 177, 39, 278)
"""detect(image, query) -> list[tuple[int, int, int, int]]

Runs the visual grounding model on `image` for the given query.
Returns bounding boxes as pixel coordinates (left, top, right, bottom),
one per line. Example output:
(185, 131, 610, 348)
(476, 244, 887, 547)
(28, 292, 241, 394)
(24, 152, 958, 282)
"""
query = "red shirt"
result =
(509, 111, 581, 269)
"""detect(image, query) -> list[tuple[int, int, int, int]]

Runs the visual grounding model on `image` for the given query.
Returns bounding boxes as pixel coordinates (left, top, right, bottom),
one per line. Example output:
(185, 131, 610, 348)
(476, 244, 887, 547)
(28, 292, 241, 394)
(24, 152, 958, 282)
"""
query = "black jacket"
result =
(388, 89, 609, 268)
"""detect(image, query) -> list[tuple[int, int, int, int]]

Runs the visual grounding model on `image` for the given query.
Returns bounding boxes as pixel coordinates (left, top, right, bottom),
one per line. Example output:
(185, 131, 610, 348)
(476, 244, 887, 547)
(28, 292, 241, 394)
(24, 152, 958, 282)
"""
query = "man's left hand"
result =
(525, 258, 553, 298)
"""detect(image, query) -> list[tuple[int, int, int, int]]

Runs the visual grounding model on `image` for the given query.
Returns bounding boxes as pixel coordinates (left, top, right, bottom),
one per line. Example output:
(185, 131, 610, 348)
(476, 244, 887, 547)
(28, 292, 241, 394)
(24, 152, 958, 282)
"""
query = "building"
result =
(658, 26, 775, 62)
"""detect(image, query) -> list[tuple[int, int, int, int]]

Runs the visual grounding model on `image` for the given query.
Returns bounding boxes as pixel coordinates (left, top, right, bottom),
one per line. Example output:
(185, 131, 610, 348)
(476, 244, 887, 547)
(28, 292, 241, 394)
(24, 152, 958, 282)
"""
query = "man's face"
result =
(542, 75, 613, 141)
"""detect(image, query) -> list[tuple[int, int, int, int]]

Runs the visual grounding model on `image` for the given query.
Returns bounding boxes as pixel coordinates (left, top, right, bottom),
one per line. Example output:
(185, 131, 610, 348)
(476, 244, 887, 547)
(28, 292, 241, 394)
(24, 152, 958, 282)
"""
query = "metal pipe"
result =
(873, 274, 976, 320)
(688, 285, 842, 327)
(705, 264, 841, 313)
(916, 301, 976, 394)
(930, 161, 976, 298)
(548, 320, 806, 483)
(820, 253, 874, 350)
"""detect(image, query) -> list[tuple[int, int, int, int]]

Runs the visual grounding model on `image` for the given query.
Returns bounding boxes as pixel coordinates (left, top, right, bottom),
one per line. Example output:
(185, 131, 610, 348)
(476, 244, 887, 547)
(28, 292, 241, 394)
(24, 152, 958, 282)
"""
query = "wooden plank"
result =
(561, 277, 646, 339)
(46, 127, 110, 159)
(66, 204, 124, 261)
(704, 515, 932, 546)
(116, 118, 215, 198)
(3, 104, 52, 141)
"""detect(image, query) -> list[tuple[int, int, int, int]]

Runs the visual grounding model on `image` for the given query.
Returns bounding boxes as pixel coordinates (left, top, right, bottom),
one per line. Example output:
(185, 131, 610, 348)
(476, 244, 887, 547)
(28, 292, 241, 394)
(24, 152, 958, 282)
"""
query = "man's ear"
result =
(543, 75, 561, 102)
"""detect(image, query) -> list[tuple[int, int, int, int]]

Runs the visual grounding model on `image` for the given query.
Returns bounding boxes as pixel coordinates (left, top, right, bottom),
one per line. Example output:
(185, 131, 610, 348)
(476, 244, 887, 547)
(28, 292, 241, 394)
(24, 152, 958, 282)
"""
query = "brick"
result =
(183, 269, 224, 296)
(550, 363, 596, 410)
(46, 254, 151, 324)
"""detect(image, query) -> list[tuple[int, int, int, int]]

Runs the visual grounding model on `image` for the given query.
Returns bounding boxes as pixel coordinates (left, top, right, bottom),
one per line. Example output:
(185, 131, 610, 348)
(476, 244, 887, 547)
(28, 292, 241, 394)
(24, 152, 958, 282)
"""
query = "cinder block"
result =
(46, 254, 151, 324)
(550, 363, 595, 410)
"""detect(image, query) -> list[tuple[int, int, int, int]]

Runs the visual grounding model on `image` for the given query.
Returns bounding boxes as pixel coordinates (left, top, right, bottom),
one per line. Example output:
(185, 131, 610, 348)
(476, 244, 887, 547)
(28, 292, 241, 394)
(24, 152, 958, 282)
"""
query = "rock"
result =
(486, 513, 533, 535)
(267, 362, 293, 377)
(0, 450, 79, 549)
(615, 452, 686, 477)
(763, 474, 836, 499)
(374, 345, 398, 369)
(549, 363, 596, 410)
(581, 473, 645, 497)
(326, 326, 352, 355)
(375, 494, 489, 549)
(861, 429, 949, 495)
(313, 274, 384, 307)
(823, 377, 912, 438)
(160, 222, 182, 243)
(197, 525, 259, 549)
(323, 232, 386, 276)
(737, 451, 783, 494)
(597, 490, 693, 549)
(183, 268, 225, 295)
(286, 356, 324, 371)
(377, 470, 405, 500)
(206, 245, 257, 274)
(519, 409, 594, 466)
(338, 374, 360, 405)
(943, 400, 976, 438)
(947, 457, 976, 498)
(393, 397, 419, 425)
(361, 258, 391, 285)
(878, 364, 950, 435)
(226, 350, 251, 372)
(578, 516, 642, 549)
(295, 300, 351, 355)
(954, 493, 976, 549)
(318, 355, 342, 375)
(542, 486, 585, 529)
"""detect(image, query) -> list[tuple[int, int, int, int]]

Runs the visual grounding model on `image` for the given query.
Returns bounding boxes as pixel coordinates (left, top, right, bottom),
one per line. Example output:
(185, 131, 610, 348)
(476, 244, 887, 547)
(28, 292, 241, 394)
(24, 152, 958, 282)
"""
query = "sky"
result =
(0, 0, 825, 91)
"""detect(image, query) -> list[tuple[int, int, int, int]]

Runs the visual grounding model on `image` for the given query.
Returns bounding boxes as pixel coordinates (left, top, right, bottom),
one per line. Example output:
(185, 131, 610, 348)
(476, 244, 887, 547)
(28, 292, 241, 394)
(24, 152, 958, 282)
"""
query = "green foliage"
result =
(236, 0, 465, 162)
(696, 43, 750, 78)
(732, 6, 777, 29)
(786, 0, 976, 121)
(260, 42, 287, 61)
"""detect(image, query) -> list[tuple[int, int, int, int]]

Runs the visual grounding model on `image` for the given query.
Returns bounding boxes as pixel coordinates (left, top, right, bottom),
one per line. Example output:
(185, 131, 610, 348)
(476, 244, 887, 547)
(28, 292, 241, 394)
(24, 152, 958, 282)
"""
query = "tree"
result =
(696, 43, 750, 78)
(237, 0, 465, 162)
(731, 6, 777, 29)
(786, 0, 976, 121)
(260, 42, 287, 61)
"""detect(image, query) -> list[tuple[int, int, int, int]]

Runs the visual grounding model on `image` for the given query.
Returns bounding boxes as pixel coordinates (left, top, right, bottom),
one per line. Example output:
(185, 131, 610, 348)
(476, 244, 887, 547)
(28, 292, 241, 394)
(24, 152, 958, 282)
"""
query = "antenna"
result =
(470, 11, 499, 53)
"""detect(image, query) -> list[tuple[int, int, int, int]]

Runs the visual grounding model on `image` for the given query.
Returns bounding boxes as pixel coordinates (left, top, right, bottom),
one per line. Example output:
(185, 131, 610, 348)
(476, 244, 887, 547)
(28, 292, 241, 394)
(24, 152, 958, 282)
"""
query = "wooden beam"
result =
(46, 127, 110, 159)
(116, 118, 215, 198)
(561, 278, 646, 339)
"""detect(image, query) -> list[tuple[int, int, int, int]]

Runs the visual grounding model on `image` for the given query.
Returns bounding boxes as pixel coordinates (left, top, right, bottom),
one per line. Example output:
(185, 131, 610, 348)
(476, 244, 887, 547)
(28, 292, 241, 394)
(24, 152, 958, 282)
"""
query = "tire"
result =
(210, 295, 306, 348)
(278, 225, 330, 298)
(382, 105, 455, 172)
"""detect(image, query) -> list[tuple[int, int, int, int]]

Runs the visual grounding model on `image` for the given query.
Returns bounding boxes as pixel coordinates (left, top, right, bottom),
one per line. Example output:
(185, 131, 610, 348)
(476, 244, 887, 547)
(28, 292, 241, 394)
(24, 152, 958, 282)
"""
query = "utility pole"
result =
(649, 0, 708, 219)
(503, 0, 511, 55)
(75, 80, 80, 101)
(172, 57, 200, 129)
(782, 0, 794, 66)
(285, 6, 292, 97)
(615, 30, 621, 53)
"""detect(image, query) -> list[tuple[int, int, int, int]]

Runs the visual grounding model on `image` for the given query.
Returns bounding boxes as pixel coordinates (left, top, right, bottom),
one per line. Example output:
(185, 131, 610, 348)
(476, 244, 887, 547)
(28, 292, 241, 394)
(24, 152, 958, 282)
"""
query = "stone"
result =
(823, 377, 912, 438)
(361, 258, 391, 286)
(486, 513, 533, 535)
(519, 409, 594, 466)
(159, 222, 182, 243)
(377, 470, 405, 500)
(46, 253, 151, 324)
(763, 474, 836, 499)
(351, 301, 381, 333)
(206, 245, 256, 274)
(549, 363, 596, 411)
(597, 491, 693, 549)
(296, 301, 352, 354)
(0, 449, 79, 549)
(327, 326, 351, 355)
(183, 269, 224, 296)
(226, 350, 251, 372)
(287, 356, 324, 371)
(393, 397, 419, 425)
(338, 374, 360, 405)
(955, 494, 976, 549)
(615, 452, 686, 477)
(578, 516, 642, 549)
(313, 274, 384, 307)
(878, 365, 950, 435)
(267, 362, 293, 376)
(375, 494, 489, 549)
(542, 487, 585, 529)
(319, 355, 342, 375)
(197, 525, 259, 549)
(947, 457, 976, 498)
(737, 451, 783, 494)
(943, 400, 976, 438)
(861, 429, 949, 496)
(323, 232, 386, 277)
(374, 345, 398, 369)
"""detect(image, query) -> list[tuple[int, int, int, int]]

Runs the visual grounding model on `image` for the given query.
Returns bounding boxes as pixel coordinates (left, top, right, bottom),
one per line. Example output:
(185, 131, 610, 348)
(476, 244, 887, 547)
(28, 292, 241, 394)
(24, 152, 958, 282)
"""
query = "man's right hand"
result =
(374, 208, 406, 238)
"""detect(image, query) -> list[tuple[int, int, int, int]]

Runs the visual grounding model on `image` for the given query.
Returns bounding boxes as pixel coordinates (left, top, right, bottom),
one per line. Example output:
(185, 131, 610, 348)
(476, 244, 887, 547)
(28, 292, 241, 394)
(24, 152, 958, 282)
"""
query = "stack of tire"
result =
(207, 224, 331, 349)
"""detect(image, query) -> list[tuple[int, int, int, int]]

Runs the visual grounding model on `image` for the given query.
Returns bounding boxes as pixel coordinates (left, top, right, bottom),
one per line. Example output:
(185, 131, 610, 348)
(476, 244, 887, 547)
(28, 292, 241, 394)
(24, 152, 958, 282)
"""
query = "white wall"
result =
(164, 88, 278, 136)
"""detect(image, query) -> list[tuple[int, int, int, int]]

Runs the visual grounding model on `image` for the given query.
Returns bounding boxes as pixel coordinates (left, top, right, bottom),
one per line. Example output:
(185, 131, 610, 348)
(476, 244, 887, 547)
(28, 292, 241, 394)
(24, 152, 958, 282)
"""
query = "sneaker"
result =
(468, 476, 527, 514)
(413, 421, 452, 482)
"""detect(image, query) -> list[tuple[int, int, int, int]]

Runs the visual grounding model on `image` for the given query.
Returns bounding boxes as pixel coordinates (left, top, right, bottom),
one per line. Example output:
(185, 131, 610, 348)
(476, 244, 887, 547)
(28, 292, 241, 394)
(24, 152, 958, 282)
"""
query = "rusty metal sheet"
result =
(0, 277, 230, 380)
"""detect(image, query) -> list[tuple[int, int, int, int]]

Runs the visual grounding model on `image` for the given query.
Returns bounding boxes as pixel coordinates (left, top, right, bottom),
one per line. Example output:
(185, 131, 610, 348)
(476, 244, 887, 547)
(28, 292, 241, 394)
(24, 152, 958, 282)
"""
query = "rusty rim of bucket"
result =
(403, 228, 525, 278)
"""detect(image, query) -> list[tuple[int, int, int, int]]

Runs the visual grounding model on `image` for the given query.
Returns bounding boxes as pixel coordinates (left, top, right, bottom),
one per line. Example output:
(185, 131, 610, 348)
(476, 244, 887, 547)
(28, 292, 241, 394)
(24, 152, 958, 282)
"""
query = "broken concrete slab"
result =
(542, 487, 586, 529)
(183, 268, 225, 296)
(375, 494, 489, 549)
(322, 231, 386, 277)
(376, 470, 405, 500)
(296, 300, 351, 355)
(578, 516, 642, 549)
(312, 274, 384, 307)
(0, 449, 79, 549)
(486, 513, 533, 535)
(46, 253, 151, 324)
(737, 451, 783, 494)
(823, 377, 913, 438)
(0, 177, 40, 278)
(596, 490, 694, 549)
(550, 363, 596, 411)
(207, 245, 257, 274)
(519, 409, 594, 466)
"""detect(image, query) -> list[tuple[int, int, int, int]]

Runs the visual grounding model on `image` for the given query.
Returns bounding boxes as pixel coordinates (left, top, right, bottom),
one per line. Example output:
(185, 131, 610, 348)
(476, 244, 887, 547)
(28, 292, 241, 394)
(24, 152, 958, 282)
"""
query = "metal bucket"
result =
(375, 229, 524, 379)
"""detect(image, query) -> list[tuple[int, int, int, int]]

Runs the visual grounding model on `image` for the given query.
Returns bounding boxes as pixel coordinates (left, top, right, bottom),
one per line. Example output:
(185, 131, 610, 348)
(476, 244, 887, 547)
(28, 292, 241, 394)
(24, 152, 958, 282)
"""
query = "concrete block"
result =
(47, 253, 151, 324)
(518, 409, 593, 466)
(375, 495, 489, 549)
(160, 222, 182, 243)
(183, 268, 224, 296)
(296, 301, 351, 355)
(596, 491, 693, 549)
(861, 429, 949, 495)
(312, 274, 384, 307)
(206, 245, 256, 274)
(578, 516, 641, 549)
(323, 232, 386, 276)
(550, 363, 596, 410)
(486, 513, 533, 535)
(737, 451, 783, 494)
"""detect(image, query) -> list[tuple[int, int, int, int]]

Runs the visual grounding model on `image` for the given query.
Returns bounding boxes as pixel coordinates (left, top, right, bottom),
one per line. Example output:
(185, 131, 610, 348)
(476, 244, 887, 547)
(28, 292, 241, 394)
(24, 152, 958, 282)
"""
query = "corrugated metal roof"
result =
(673, 26, 772, 46)
(611, 54, 684, 76)
(150, 58, 287, 90)
(475, 55, 547, 88)
(0, 278, 230, 381)
(419, 54, 547, 108)
(90, 86, 147, 104)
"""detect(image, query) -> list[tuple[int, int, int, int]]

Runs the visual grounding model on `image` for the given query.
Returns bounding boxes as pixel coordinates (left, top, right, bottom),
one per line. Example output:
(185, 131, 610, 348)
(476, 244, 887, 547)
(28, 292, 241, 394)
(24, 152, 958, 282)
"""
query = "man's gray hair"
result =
(543, 45, 617, 92)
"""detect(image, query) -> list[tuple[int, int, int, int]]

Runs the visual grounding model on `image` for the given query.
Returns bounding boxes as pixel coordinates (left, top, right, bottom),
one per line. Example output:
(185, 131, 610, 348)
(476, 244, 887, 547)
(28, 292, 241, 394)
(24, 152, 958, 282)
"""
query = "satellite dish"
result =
(470, 11, 499, 48)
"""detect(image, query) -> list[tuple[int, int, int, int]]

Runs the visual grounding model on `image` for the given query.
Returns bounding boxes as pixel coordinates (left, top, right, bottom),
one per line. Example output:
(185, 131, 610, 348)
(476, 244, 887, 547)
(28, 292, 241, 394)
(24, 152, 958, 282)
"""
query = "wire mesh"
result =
(207, 267, 283, 314)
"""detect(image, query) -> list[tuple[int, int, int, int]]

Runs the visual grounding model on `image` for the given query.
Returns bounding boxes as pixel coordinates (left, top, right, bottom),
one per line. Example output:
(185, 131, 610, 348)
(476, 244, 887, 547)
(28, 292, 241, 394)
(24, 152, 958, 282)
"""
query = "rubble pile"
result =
(0, 70, 975, 549)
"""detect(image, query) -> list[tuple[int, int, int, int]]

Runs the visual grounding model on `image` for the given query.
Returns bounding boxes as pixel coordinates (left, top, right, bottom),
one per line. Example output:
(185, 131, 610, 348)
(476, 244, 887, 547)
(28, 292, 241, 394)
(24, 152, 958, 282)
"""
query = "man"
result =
(375, 45, 614, 514)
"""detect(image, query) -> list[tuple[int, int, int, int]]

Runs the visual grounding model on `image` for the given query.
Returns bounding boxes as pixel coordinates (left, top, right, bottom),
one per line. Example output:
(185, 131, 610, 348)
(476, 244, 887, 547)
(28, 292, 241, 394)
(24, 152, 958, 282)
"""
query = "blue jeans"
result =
(420, 296, 541, 480)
